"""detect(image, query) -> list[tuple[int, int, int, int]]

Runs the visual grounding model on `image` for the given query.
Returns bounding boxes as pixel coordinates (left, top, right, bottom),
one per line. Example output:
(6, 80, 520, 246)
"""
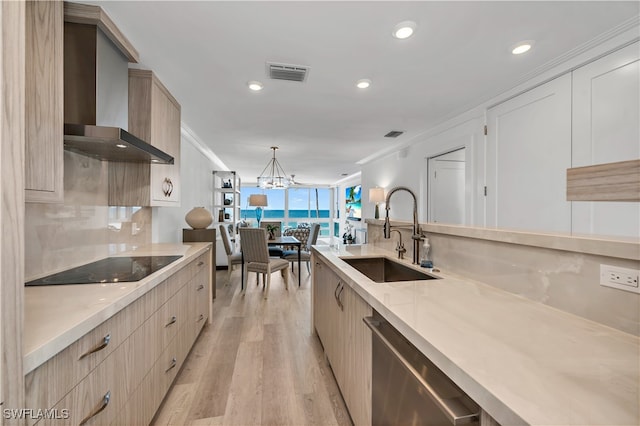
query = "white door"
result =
(429, 149, 465, 224)
(571, 42, 639, 238)
(486, 73, 572, 233)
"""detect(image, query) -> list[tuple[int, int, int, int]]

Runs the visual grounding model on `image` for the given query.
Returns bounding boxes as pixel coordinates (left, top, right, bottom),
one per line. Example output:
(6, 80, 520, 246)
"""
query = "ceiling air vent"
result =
(266, 62, 310, 82)
(384, 130, 404, 138)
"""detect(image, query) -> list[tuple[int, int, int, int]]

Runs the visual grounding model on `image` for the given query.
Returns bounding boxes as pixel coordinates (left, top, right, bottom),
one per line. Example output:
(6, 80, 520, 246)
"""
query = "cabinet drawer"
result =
(149, 334, 182, 414)
(43, 338, 129, 426)
(191, 252, 210, 279)
(194, 270, 210, 333)
(25, 300, 142, 417)
(143, 287, 184, 368)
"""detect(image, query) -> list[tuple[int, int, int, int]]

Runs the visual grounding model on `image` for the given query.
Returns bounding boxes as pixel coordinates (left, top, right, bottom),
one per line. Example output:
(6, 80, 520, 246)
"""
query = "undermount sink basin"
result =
(340, 256, 438, 283)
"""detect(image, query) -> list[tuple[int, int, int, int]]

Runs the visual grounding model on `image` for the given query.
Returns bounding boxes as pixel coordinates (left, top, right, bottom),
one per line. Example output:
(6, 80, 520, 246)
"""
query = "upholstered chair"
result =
(283, 227, 310, 250)
(239, 228, 289, 299)
(282, 223, 320, 273)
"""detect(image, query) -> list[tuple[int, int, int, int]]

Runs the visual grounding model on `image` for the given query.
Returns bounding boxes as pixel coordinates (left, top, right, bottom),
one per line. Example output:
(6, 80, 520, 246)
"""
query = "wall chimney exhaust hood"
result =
(64, 124, 174, 164)
(63, 22, 174, 164)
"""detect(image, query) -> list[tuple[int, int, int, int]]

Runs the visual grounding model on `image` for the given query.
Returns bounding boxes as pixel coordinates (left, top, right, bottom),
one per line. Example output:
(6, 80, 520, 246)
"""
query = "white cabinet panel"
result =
(571, 42, 640, 237)
(486, 73, 572, 233)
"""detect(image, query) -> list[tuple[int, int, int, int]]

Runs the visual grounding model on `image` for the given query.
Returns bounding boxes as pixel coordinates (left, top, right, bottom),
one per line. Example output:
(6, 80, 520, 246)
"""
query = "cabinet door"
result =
(486, 73, 572, 233)
(341, 286, 372, 426)
(571, 42, 640, 237)
(325, 268, 348, 395)
(109, 70, 181, 206)
(313, 258, 339, 361)
(150, 75, 181, 205)
(25, 0, 64, 203)
(312, 257, 373, 425)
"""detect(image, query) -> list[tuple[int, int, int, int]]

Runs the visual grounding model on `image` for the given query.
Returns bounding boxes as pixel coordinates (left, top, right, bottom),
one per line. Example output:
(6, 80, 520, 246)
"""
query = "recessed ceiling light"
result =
(247, 81, 264, 91)
(512, 41, 534, 55)
(393, 21, 416, 39)
(356, 79, 372, 89)
(115, 143, 127, 148)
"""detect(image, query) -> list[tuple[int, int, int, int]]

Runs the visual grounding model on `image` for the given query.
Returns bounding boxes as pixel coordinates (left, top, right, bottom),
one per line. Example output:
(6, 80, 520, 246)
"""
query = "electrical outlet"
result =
(600, 264, 640, 293)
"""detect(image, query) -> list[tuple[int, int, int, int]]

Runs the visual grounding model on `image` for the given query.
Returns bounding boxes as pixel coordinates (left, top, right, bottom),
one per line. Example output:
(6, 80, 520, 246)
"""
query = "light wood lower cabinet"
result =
(25, 248, 212, 425)
(312, 255, 372, 426)
(313, 254, 501, 426)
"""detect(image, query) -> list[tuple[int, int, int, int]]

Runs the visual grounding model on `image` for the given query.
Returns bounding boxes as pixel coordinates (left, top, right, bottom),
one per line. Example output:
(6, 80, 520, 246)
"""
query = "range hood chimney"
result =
(63, 22, 173, 164)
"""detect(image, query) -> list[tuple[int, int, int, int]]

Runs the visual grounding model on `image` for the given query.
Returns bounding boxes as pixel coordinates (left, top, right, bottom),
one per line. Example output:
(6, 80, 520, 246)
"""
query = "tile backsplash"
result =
(25, 152, 151, 280)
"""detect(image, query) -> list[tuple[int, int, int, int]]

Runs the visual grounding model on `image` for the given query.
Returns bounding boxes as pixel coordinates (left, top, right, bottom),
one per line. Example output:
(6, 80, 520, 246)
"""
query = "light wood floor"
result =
(152, 266, 353, 426)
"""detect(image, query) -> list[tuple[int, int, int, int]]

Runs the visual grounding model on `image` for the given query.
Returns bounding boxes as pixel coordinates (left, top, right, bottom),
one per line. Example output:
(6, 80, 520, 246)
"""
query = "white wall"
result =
(153, 131, 222, 243)
(361, 116, 484, 226)
(360, 28, 639, 238)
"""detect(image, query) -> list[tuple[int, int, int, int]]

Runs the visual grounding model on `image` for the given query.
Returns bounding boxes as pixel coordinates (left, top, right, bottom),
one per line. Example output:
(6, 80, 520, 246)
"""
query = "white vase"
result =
(185, 207, 213, 229)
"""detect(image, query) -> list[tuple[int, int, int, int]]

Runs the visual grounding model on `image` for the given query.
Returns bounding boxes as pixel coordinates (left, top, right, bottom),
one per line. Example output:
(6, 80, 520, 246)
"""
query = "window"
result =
(241, 186, 333, 237)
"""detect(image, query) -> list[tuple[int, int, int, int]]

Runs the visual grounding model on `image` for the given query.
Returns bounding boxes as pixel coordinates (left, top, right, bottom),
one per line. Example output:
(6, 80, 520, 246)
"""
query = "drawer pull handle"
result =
(197, 284, 205, 291)
(166, 316, 177, 327)
(336, 283, 344, 311)
(79, 390, 110, 425)
(197, 261, 205, 266)
(165, 357, 177, 372)
(79, 334, 111, 360)
(198, 314, 204, 322)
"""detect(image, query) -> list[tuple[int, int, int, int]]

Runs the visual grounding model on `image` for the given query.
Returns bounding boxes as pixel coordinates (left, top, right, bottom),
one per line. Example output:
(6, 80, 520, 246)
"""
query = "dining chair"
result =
(283, 227, 310, 249)
(282, 223, 320, 274)
(239, 228, 289, 299)
(219, 224, 243, 284)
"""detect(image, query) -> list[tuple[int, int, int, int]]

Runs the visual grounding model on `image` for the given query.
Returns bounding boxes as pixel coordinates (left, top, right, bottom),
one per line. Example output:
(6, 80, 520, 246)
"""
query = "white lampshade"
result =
(248, 194, 268, 207)
(369, 187, 385, 203)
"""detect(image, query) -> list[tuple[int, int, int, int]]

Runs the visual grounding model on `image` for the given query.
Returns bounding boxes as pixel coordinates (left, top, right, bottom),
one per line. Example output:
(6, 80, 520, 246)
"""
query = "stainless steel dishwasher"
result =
(364, 311, 480, 426)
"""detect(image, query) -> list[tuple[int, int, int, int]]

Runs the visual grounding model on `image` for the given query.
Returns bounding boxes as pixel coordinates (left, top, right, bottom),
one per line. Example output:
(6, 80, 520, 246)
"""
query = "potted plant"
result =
(265, 224, 279, 240)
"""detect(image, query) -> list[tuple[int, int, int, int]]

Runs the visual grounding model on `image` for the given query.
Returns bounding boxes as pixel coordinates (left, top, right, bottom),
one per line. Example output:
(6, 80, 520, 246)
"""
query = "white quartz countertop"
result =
(23, 243, 212, 375)
(313, 244, 640, 426)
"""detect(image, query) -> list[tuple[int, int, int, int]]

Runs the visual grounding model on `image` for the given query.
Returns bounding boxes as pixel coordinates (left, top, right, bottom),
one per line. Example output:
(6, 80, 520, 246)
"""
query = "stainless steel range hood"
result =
(64, 124, 174, 164)
(63, 22, 174, 164)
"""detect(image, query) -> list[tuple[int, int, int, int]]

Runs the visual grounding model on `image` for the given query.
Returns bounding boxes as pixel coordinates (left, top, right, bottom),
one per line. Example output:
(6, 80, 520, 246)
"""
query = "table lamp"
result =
(248, 194, 268, 225)
(369, 187, 385, 219)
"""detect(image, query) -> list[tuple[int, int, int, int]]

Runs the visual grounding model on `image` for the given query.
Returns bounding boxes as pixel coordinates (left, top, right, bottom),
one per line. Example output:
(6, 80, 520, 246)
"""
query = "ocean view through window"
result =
(241, 187, 333, 237)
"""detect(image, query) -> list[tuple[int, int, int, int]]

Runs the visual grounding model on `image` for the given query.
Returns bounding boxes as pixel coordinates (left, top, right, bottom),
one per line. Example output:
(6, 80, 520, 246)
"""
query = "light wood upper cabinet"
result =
(25, 0, 64, 203)
(109, 69, 181, 206)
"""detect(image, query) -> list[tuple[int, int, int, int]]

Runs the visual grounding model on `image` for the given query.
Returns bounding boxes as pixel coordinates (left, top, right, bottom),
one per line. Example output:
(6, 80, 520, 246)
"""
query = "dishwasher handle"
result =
(363, 316, 480, 425)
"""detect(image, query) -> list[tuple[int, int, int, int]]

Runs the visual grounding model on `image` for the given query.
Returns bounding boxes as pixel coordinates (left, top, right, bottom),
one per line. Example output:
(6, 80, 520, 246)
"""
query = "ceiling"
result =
(79, 1, 638, 185)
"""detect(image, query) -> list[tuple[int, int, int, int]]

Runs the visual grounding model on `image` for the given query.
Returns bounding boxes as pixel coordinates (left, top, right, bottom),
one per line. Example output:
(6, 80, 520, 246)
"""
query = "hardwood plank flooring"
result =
(152, 267, 352, 426)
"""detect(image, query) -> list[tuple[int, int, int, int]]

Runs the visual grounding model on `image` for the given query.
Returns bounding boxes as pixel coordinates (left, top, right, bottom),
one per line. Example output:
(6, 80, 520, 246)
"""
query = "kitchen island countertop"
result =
(313, 244, 639, 426)
(23, 243, 212, 375)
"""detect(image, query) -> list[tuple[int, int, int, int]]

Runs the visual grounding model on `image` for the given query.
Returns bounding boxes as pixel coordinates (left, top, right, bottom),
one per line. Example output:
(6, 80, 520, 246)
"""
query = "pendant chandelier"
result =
(257, 146, 291, 189)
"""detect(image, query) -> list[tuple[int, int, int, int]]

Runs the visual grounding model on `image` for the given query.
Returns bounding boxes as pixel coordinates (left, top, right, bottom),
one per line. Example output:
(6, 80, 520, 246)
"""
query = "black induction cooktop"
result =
(25, 255, 182, 286)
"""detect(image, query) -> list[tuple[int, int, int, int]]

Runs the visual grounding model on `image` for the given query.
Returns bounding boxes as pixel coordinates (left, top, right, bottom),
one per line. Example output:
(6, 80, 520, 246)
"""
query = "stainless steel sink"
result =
(340, 256, 438, 283)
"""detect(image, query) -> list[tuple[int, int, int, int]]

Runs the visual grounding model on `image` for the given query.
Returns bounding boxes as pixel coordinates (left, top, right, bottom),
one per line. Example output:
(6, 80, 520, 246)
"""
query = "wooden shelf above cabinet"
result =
(567, 159, 640, 201)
